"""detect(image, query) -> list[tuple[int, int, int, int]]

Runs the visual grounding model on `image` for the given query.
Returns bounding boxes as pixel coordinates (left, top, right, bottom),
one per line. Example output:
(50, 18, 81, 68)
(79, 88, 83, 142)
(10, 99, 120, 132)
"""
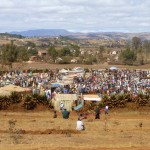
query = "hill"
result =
(70, 32, 150, 40)
(10, 29, 70, 37)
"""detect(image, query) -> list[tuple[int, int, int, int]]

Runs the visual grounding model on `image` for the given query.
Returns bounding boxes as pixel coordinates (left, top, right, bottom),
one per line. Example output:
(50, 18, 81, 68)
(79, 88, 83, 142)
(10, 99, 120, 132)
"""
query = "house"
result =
(38, 50, 48, 57)
(71, 58, 78, 63)
(55, 57, 63, 63)
(80, 49, 85, 55)
(107, 58, 110, 63)
(29, 56, 38, 62)
(110, 49, 122, 55)
(114, 56, 119, 61)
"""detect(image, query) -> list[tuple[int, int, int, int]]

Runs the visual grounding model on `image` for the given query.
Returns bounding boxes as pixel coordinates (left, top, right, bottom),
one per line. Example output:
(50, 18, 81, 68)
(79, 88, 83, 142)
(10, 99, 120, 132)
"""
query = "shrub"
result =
(23, 95, 36, 110)
(0, 95, 10, 110)
(10, 92, 21, 104)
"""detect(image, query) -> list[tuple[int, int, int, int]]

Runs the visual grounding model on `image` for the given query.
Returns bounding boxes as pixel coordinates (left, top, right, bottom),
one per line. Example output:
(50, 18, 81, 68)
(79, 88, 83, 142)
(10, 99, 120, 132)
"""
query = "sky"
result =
(0, 0, 150, 33)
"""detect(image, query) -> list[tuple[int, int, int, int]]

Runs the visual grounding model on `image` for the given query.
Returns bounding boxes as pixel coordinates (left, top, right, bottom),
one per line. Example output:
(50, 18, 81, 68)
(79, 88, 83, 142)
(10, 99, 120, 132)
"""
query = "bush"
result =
(0, 96, 10, 110)
(23, 95, 36, 110)
(32, 94, 48, 105)
(10, 92, 21, 104)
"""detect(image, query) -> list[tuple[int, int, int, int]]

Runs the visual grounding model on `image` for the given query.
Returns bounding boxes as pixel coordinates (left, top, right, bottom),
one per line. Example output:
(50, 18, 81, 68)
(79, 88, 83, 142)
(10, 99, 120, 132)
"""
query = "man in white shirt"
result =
(60, 102, 64, 111)
(76, 118, 85, 131)
(105, 105, 109, 114)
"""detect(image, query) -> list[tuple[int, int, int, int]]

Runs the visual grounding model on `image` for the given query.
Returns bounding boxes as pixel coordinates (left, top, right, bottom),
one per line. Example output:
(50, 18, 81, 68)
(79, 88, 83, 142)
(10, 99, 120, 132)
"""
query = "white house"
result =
(71, 59, 78, 63)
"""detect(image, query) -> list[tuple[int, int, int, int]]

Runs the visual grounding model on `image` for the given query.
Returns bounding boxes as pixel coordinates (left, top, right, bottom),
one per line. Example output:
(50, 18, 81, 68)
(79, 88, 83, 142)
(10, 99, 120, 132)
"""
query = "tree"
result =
(26, 41, 36, 48)
(1, 41, 18, 68)
(48, 46, 58, 62)
(96, 46, 105, 63)
(99, 46, 105, 53)
(99, 46, 105, 57)
(119, 46, 136, 65)
(70, 44, 80, 57)
(132, 37, 142, 52)
(28, 48, 38, 56)
(17, 47, 29, 61)
(59, 47, 71, 56)
(143, 40, 150, 53)
(143, 40, 150, 63)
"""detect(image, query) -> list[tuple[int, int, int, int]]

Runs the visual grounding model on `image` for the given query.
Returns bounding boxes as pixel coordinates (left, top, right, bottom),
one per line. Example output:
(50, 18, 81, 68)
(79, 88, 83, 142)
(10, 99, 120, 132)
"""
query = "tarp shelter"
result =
(110, 66, 117, 71)
(83, 94, 102, 101)
(72, 67, 84, 72)
(51, 83, 64, 87)
(52, 94, 77, 111)
(59, 69, 69, 73)
(0, 84, 31, 96)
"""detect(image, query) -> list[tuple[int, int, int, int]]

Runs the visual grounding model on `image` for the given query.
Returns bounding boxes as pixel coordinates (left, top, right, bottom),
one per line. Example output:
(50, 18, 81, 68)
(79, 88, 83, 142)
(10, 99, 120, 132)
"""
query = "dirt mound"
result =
(3, 103, 49, 112)
(0, 129, 81, 135)
(25, 129, 81, 135)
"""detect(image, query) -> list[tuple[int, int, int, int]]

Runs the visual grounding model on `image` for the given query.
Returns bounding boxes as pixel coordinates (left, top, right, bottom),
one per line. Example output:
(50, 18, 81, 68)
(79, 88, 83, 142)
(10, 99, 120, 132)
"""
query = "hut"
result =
(52, 94, 77, 111)
(83, 94, 102, 101)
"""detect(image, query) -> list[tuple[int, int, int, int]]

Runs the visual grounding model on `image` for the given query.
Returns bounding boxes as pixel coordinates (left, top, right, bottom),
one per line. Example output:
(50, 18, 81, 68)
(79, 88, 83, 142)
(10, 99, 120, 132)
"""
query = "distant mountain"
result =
(8, 29, 150, 40)
(10, 29, 70, 37)
(70, 32, 150, 40)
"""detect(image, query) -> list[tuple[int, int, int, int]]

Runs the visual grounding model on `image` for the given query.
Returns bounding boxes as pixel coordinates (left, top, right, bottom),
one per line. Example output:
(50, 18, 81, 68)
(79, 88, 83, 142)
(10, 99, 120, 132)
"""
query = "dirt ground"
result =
(1, 62, 150, 71)
(0, 108, 150, 150)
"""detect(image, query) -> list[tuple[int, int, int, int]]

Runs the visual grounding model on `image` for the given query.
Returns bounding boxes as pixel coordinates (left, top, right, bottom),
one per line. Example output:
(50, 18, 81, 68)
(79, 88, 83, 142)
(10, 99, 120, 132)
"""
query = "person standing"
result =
(53, 110, 57, 118)
(62, 109, 70, 119)
(105, 105, 109, 114)
(95, 106, 100, 119)
(60, 102, 64, 111)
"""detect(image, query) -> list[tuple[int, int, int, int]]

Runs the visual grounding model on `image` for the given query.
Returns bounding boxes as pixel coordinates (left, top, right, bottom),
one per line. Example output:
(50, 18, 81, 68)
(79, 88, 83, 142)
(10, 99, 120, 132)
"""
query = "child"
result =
(53, 110, 57, 118)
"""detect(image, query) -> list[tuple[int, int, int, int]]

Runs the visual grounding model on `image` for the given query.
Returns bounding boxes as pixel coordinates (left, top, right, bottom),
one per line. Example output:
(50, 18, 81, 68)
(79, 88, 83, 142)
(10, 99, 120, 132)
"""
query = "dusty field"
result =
(6, 62, 150, 70)
(0, 108, 150, 150)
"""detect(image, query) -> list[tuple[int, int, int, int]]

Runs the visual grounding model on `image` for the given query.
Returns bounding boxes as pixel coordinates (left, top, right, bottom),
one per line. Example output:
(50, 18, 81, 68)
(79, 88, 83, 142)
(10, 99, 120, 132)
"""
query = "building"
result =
(38, 50, 48, 57)
(71, 58, 78, 63)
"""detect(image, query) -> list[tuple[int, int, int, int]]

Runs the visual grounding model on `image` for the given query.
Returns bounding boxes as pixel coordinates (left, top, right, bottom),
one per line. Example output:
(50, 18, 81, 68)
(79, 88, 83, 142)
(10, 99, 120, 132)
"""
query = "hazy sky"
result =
(0, 0, 150, 33)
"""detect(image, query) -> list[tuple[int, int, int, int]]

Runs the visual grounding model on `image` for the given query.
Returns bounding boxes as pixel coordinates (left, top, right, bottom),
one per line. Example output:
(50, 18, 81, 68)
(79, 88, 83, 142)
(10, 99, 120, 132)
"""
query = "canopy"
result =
(59, 69, 69, 73)
(53, 94, 77, 101)
(72, 67, 84, 71)
(110, 66, 117, 70)
(51, 83, 64, 87)
(83, 94, 102, 101)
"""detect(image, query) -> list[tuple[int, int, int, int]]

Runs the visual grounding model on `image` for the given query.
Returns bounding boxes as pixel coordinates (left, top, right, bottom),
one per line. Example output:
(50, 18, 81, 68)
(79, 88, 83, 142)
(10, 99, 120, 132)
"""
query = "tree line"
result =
(0, 37, 150, 67)
(119, 37, 150, 65)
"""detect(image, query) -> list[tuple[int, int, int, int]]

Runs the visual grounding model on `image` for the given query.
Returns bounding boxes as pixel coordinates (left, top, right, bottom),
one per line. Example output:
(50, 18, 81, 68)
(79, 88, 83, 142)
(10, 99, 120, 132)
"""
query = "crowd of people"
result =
(0, 67, 149, 131)
(0, 68, 150, 99)
(0, 69, 57, 95)
(54, 69, 150, 97)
